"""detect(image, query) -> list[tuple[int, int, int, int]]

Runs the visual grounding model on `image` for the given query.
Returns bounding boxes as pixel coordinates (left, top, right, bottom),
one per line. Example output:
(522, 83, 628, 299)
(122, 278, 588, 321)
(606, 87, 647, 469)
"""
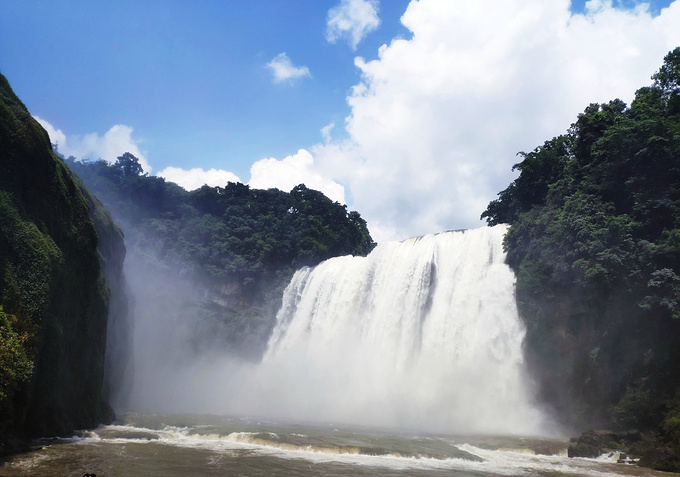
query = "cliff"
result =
(0, 72, 127, 452)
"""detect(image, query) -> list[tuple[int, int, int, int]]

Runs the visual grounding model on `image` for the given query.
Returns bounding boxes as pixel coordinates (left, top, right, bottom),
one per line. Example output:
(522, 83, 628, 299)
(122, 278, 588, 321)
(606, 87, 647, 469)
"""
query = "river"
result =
(0, 413, 666, 477)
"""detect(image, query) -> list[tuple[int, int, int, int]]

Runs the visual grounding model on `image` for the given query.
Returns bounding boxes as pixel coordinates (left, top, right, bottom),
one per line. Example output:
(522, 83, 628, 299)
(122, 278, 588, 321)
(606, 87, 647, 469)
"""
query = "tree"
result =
(113, 152, 144, 177)
(652, 47, 680, 113)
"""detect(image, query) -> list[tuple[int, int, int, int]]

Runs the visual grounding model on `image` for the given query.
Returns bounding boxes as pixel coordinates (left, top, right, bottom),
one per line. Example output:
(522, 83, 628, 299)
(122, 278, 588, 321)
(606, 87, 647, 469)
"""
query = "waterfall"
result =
(251, 225, 545, 435)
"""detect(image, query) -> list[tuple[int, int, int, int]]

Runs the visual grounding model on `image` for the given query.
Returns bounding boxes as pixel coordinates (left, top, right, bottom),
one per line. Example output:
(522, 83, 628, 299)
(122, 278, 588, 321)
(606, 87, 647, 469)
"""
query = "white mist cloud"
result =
(248, 149, 346, 204)
(157, 166, 241, 190)
(34, 116, 152, 173)
(309, 0, 680, 242)
(266, 52, 311, 83)
(326, 0, 381, 50)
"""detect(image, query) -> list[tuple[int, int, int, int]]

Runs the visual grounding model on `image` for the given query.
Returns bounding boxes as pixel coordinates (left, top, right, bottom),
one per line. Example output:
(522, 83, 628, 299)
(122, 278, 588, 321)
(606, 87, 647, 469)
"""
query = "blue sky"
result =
(1, 0, 679, 241)
(1, 0, 409, 178)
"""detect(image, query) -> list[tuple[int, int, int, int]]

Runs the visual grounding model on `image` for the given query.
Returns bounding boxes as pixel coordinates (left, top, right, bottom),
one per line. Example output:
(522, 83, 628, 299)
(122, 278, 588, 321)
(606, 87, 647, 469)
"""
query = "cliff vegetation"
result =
(483, 47, 680, 470)
(0, 73, 127, 451)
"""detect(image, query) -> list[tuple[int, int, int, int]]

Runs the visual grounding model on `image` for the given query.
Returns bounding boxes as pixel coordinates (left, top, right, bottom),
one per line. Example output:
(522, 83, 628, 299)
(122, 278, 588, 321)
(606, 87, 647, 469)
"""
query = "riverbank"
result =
(569, 429, 680, 472)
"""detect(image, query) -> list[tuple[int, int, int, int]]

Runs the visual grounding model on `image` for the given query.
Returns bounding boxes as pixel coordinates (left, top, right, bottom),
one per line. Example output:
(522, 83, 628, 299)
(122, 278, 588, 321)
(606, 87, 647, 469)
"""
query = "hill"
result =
(483, 47, 680, 470)
(64, 152, 376, 361)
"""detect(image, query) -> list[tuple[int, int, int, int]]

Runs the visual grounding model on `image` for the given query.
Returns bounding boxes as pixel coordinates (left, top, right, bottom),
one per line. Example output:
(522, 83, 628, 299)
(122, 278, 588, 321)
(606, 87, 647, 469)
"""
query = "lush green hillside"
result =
(483, 48, 680, 470)
(65, 153, 376, 358)
(0, 73, 128, 451)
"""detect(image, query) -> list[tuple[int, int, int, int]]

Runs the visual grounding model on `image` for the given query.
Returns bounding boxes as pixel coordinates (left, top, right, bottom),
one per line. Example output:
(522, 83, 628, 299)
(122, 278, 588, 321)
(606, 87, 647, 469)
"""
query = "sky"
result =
(1, 0, 679, 242)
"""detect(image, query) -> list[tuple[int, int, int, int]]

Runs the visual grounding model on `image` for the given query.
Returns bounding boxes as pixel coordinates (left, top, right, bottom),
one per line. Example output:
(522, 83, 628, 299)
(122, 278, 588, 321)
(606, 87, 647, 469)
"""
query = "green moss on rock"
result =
(0, 71, 120, 450)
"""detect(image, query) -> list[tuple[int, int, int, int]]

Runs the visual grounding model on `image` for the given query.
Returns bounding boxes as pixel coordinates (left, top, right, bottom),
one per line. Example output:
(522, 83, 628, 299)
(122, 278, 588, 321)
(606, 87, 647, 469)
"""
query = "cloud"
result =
(320, 122, 335, 143)
(266, 52, 311, 83)
(157, 167, 241, 191)
(34, 116, 152, 173)
(307, 0, 680, 242)
(35, 116, 67, 150)
(326, 0, 381, 50)
(248, 149, 346, 204)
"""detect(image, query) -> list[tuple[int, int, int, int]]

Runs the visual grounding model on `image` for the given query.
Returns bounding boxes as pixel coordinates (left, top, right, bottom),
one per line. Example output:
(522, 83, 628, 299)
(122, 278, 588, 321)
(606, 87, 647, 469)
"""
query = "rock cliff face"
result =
(0, 72, 127, 451)
(78, 177, 132, 412)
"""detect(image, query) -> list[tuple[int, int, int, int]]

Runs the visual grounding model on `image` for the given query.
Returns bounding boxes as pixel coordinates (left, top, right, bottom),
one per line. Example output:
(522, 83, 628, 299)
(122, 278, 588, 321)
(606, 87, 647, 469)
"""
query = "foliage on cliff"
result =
(65, 153, 375, 357)
(483, 48, 680, 467)
(0, 72, 123, 447)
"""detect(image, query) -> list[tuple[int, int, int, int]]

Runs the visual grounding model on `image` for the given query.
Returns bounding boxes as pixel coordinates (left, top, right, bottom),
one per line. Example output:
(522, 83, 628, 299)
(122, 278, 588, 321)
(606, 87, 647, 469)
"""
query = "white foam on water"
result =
(595, 451, 623, 462)
(0, 452, 55, 473)
(456, 444, 631, 477)
(68, 423, 645, 476)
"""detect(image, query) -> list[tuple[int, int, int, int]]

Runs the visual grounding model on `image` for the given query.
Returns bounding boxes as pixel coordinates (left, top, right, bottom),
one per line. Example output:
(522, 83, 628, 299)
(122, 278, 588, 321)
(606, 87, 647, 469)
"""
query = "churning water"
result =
(0, 413, 665, 477)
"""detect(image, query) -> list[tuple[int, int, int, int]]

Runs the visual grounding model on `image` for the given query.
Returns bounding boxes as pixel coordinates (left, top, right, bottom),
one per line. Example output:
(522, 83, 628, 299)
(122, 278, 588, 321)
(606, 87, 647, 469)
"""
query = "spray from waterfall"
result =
(231, 225, 545, 434)
(126, 225, 548, 436)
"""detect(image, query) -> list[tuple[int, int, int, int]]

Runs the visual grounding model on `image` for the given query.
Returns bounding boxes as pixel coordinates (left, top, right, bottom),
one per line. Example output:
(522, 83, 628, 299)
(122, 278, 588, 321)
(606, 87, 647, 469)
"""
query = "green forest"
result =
(65, 153, 375, 283)
(64, 153, 376, 357)
(483, 48, 680, 470)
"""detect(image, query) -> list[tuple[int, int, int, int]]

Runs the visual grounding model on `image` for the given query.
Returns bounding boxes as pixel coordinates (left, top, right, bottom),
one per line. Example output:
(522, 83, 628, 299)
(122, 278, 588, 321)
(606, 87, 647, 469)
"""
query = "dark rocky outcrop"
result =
(568, 430, 619, 458)
(78, 177, 132, 411)
(568, 430, 641, 458)
(569, 428, 680, 471)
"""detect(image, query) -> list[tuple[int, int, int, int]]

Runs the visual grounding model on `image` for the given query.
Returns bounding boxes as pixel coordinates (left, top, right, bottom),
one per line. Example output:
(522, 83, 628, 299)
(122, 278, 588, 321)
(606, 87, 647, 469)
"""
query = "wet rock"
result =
(568, 430, 617, 458)
(617, 452, 639, 464)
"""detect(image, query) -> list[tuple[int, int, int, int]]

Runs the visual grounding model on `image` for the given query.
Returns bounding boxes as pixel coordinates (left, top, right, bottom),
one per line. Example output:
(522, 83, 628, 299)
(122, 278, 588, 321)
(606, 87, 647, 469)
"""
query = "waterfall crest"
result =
(252, 225, 545, 435)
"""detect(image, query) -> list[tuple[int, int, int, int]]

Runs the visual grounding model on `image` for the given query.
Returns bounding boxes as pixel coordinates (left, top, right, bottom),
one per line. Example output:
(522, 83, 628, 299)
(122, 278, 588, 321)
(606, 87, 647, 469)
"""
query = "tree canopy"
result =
(482, 47, 680, 468)
(66, 156, 375, 286)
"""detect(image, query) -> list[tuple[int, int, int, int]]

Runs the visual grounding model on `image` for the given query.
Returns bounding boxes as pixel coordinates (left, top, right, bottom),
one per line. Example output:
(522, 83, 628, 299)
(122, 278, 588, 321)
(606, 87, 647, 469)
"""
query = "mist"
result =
(121, 244, 273, 411)
(118, 225, 551, 437)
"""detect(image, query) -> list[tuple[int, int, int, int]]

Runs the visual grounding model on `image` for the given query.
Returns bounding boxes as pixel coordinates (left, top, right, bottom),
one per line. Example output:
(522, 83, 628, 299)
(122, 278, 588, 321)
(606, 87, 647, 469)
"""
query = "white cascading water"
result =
(247, 225, 546, 435)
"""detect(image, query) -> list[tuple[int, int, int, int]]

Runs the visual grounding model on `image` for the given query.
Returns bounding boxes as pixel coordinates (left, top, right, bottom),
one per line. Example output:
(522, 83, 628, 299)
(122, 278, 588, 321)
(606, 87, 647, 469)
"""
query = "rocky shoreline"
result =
(569, 430, 680, 472)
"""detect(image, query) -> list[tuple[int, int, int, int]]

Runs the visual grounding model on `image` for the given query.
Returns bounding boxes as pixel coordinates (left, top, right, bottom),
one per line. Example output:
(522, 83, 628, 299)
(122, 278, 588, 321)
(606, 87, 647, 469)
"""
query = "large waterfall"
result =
(127, 225, 546, 436)
(246, 225, 545, 435)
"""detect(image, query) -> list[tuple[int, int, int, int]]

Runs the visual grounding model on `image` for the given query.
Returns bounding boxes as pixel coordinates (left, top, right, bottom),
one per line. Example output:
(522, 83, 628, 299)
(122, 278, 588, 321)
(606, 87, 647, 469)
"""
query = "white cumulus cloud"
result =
(326, 0, 381, 50)
(248, 149, 346, 204)
(309, 0, 680, 242)
(34, 116, 152, 173)
(267, 52, 311, 83)
(157, 167, 241, 191)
